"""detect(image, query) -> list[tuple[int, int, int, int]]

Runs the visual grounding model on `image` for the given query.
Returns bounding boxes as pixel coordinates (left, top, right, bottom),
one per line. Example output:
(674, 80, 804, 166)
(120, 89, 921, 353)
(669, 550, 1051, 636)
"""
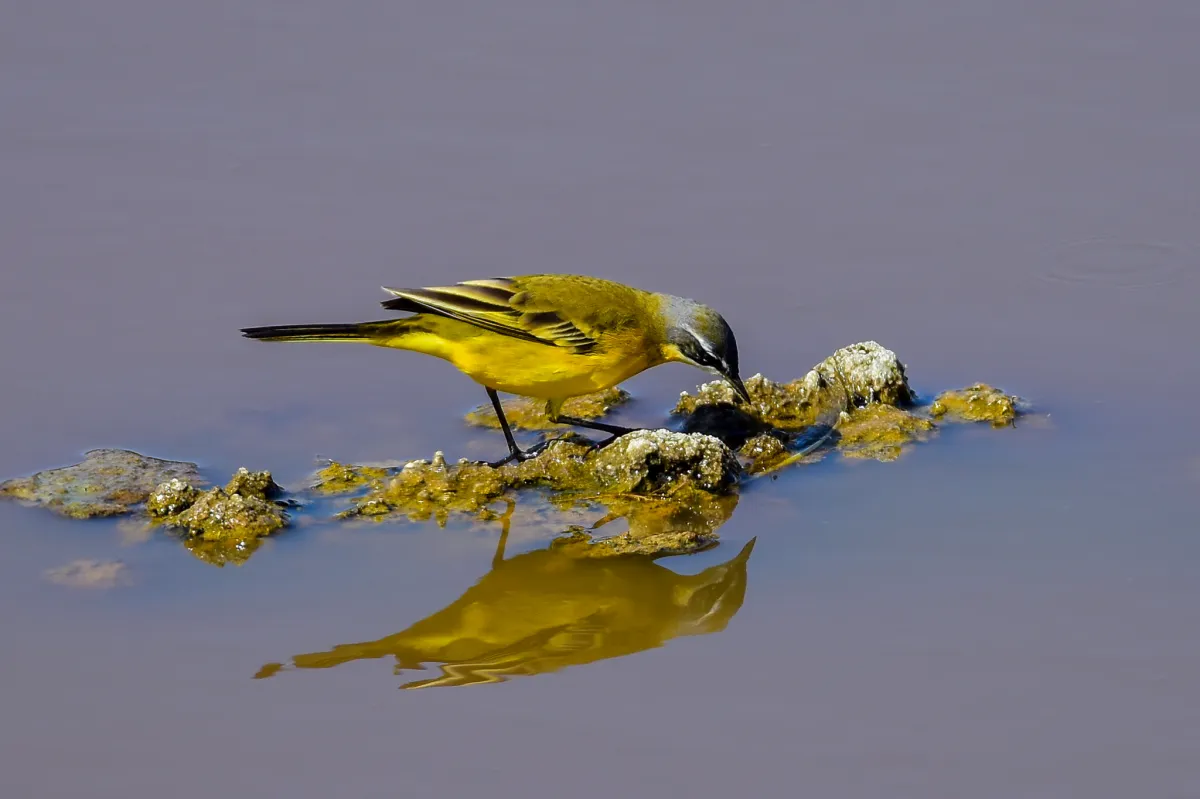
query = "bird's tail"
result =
(241, 322, 381, 343)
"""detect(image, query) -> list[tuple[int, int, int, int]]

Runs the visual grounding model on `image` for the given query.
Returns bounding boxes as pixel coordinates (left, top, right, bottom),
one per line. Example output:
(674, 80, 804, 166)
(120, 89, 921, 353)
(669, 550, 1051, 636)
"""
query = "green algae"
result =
(147, 468, 289, 567)
(332, 431, 739, 531)
(930, 384, 1020, 427)
(590, 430, 739, 494)
(676, 340, 923, 470)
(337, 451, 517, 525)
(738, 434, 791, 474)
(310, 461, 391, 495)
(145, 478, 200, 516)
(0, 449, 203, 518)
(675, 341, 913, 431)
(466, 387, 631, 430)
(836, 405, 937, 462)
(152, 468, 286, 535)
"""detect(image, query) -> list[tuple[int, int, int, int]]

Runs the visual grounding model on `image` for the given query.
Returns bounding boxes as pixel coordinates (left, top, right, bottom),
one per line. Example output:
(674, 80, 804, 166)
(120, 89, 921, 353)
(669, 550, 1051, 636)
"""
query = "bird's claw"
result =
(483, 439, 554, 468)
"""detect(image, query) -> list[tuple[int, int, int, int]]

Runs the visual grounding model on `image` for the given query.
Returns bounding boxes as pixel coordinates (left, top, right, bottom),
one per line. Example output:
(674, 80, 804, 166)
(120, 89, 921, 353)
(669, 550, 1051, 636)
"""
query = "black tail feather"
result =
(381, 296, 425, 313)
(240, 323, 366, 342)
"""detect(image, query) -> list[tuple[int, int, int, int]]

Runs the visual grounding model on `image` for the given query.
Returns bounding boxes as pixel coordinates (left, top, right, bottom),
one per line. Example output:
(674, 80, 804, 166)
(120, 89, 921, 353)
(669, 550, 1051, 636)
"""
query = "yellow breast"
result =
(451, 331, 654, 399)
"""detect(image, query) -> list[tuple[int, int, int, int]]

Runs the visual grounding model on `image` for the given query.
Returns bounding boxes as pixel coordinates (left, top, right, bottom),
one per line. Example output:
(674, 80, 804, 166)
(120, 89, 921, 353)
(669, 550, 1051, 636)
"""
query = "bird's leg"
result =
(484, 389, 552, 467)
(551, 414, 639, 438)
(590, 432, 625, 450)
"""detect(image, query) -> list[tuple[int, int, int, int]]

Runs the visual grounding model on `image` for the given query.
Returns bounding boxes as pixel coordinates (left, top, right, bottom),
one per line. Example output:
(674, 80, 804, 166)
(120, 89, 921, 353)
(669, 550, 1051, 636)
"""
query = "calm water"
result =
(3, 2, 1199, 796)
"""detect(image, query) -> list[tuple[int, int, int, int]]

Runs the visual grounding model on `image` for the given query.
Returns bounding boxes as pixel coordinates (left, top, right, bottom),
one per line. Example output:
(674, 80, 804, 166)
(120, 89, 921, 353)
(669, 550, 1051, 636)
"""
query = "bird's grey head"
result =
(662, 296, 751, 404)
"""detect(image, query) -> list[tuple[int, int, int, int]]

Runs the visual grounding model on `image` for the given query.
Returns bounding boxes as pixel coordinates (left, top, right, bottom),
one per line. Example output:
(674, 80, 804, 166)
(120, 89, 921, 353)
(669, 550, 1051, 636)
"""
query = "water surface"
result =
(3, 1, 1199, 797)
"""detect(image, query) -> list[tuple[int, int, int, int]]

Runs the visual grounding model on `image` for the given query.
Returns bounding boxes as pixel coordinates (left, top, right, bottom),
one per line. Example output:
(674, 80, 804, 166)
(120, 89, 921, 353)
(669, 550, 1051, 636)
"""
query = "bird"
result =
(241, 274, 750, 466)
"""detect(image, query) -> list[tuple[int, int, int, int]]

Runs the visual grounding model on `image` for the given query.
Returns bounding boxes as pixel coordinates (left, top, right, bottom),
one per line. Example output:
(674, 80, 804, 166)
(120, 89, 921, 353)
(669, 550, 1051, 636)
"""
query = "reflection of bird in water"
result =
(255, 525, 755, 689)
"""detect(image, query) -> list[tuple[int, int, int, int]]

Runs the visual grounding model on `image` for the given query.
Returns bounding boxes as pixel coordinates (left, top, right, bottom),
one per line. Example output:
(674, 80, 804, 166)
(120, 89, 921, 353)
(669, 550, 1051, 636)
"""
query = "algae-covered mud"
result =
(43, 559, 131, 590)
(147, 468, 290, 567)
(256, 519, 756, 689)
(930, 383, 1021, 427)
(2, 341, 1023, 566)
(0, 449, 202, 519)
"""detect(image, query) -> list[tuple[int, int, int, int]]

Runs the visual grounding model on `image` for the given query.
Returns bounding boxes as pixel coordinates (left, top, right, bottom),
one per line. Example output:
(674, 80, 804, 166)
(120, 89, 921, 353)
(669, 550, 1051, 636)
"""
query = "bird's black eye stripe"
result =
(684, 338, 721, 369)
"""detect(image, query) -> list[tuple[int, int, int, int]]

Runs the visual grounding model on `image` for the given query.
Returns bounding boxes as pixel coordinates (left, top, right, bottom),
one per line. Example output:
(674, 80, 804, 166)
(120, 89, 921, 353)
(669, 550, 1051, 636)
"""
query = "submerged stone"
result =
(0, 449, 203, 519)
(930, 384, 1020, 427)
(43, 559, 131, 589)
(466, 387, 631, 430)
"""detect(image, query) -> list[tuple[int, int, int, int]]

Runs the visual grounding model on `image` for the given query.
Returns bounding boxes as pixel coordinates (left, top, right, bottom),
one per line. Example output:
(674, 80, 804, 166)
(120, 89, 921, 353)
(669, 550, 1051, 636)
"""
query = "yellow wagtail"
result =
(241, 274, 749, 465)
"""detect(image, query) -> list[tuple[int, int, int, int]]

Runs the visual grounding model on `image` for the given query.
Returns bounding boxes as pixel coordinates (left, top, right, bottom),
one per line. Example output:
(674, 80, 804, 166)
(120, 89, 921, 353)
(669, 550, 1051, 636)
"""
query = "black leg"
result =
(484, 389, 544, 468)
(551, 414, 639, 437)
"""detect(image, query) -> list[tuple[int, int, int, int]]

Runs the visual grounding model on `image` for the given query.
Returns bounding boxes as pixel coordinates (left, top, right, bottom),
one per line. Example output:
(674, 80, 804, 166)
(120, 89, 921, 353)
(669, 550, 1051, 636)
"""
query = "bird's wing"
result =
(380, 277, 598, 353)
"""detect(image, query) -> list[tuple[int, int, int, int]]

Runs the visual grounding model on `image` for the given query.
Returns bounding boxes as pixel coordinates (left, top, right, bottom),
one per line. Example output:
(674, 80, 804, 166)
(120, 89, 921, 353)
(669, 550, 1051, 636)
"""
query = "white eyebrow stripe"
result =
(681, 326, 721, 363)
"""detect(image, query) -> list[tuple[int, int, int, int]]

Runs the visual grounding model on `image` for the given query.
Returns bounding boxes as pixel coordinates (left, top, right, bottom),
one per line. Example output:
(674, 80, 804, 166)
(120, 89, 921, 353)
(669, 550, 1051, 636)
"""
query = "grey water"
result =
(2, 1, 1199, 796)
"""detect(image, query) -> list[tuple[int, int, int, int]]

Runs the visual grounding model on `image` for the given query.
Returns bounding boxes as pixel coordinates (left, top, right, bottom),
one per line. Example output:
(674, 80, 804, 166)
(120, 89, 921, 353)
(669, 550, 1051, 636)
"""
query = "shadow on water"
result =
(255, 518, 756, 689)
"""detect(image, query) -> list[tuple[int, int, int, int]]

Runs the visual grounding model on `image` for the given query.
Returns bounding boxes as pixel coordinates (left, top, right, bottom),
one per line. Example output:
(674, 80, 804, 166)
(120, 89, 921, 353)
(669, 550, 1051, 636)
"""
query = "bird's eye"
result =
(690, 344, 721, 369)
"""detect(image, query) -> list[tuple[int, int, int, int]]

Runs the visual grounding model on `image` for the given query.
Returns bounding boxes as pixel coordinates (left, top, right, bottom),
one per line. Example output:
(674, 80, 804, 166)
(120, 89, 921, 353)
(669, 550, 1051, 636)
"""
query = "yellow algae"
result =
(675, 341, 912, 432)
(466, 387, 631, 430)
(333, 431, 740, 526)
(738, 434, 790, 474)
(930, 384, 1020, 427)
(310, 461, 391, 495)
(836, 405, 937, 462)
(148, 467, 290, 566)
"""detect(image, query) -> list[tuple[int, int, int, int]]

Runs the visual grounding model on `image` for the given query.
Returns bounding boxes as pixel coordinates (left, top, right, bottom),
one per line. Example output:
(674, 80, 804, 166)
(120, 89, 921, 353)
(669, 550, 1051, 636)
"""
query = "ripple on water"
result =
(1039, 238, 1193, 289)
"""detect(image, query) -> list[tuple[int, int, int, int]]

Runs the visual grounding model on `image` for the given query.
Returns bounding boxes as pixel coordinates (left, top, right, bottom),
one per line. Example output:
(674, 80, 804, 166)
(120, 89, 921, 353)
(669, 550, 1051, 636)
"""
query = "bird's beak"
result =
(726, 373, 752, 404)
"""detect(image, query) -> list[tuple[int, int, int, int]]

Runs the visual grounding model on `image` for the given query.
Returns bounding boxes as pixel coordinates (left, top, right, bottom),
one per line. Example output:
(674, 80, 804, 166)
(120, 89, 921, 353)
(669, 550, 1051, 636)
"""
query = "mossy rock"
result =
(837, 405, 937, 462)
(0, 449, 202, 518)
(930, 384, 1019, 427)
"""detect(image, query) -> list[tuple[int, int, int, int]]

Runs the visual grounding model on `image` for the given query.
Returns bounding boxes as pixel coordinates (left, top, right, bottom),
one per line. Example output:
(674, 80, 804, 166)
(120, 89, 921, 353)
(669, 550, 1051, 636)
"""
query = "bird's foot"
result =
(484, 439, 554, 468)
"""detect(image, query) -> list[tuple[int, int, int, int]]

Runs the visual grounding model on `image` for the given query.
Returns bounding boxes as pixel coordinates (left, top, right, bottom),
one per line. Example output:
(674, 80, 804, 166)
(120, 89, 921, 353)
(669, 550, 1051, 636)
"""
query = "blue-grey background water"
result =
(3, 2, 1198, 796)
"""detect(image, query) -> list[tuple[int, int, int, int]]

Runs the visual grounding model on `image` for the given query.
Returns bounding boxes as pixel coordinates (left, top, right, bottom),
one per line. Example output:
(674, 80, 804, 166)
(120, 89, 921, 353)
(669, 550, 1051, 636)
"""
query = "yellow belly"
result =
(378, 319, 656, 399)
(455, 337, 651, 399)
